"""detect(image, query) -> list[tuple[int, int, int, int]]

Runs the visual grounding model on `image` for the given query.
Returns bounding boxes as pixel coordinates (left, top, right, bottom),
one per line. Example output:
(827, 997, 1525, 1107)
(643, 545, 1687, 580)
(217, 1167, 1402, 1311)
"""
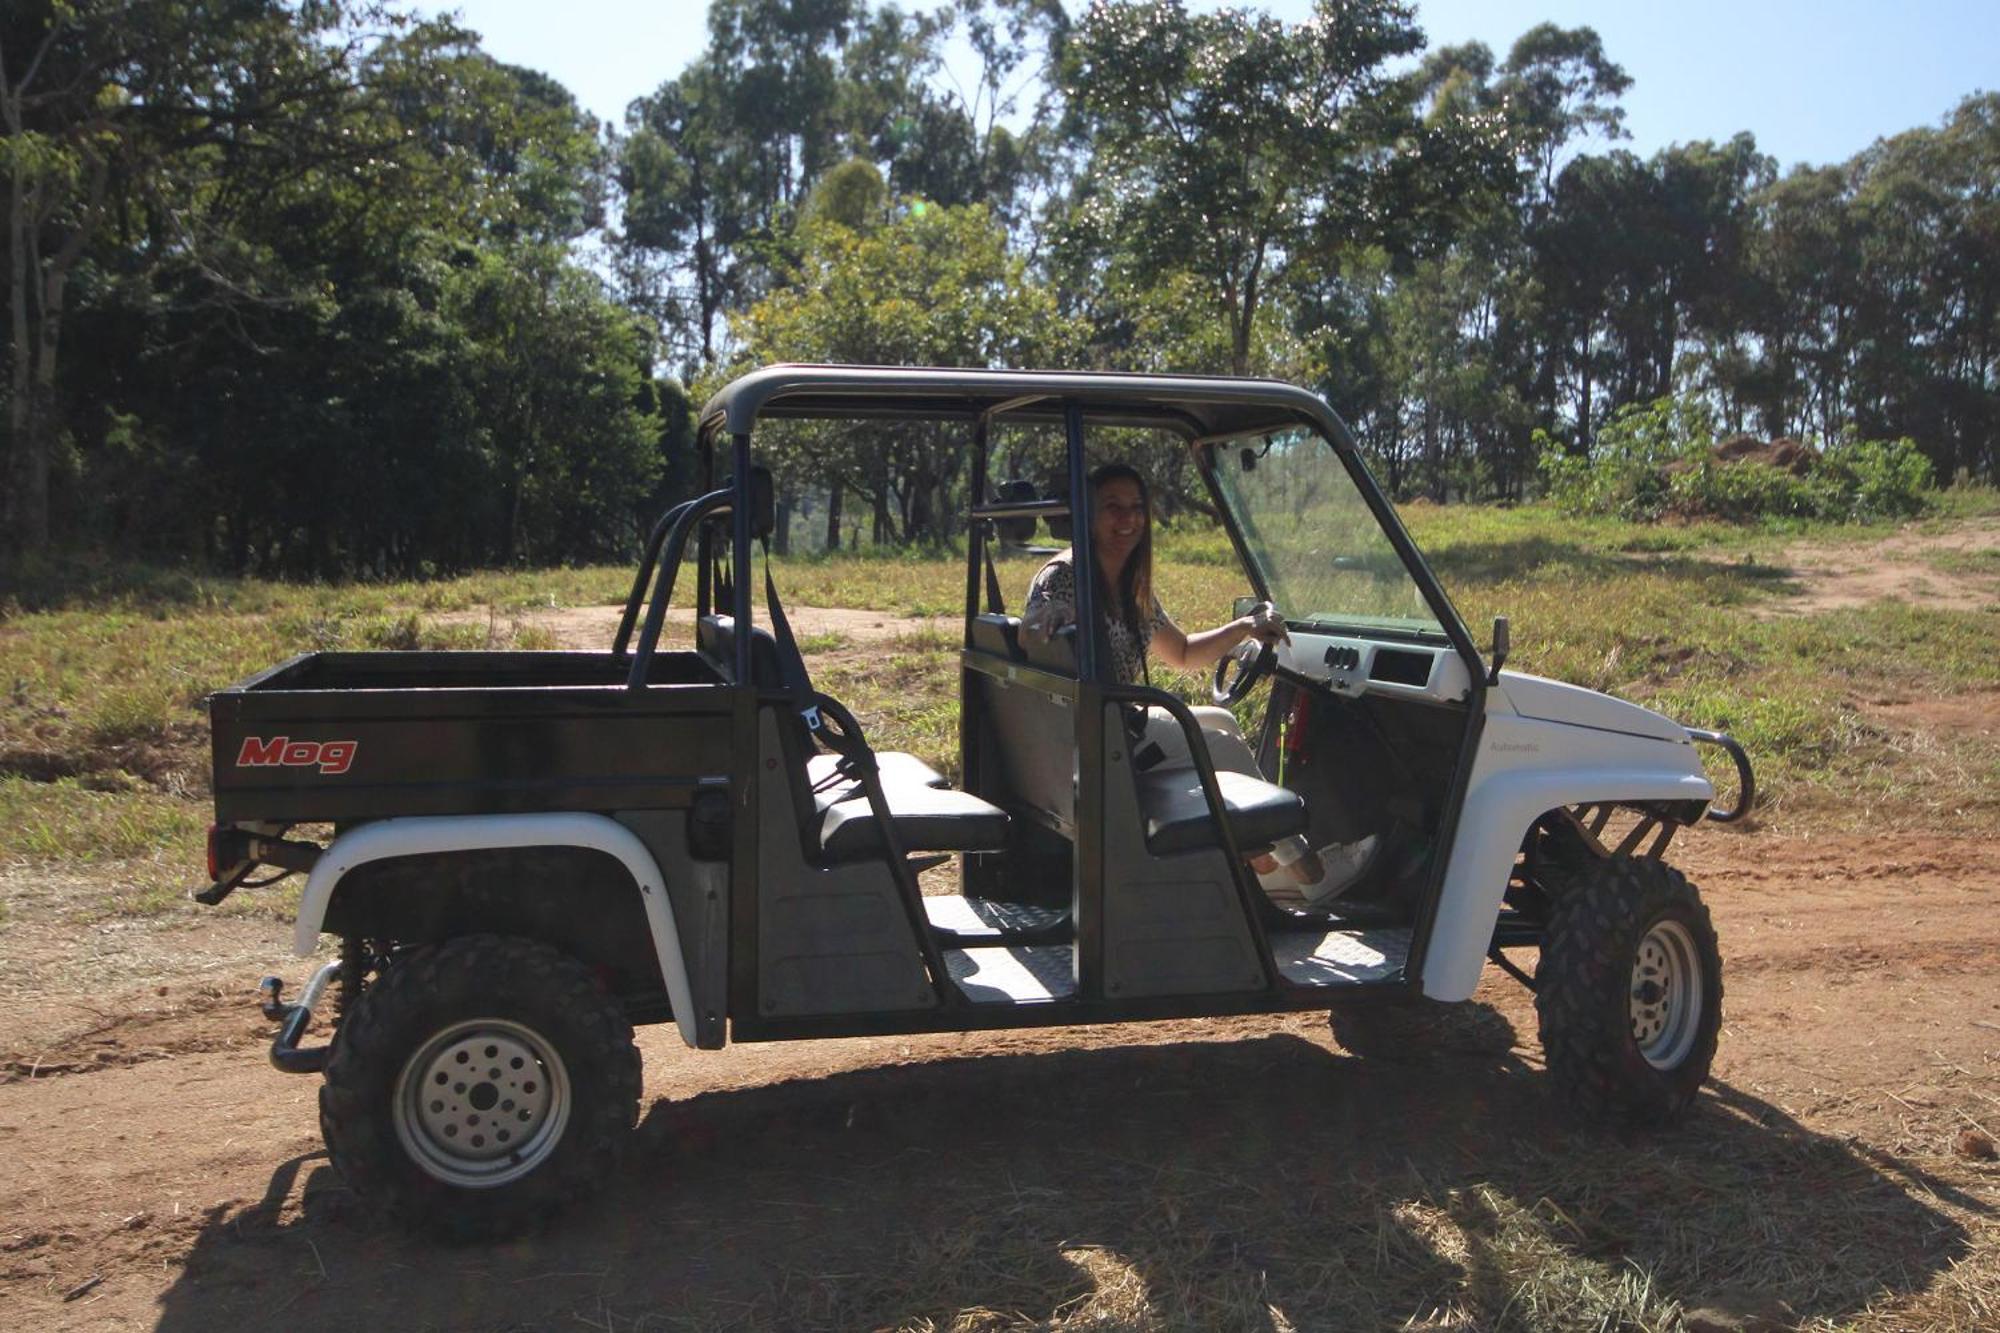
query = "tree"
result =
(729, 199, 1072, 543)
(1056, 0, 1504, 376)
(2, 0, 398, 553)
(1496, 23, 1632, 204)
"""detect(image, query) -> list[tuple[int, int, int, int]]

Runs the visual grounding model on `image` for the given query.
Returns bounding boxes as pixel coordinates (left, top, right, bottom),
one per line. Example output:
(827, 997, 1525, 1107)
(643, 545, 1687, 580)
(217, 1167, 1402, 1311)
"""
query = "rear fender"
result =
(1422, 703, 1713, 1002)
(297, 813, 698, 1047)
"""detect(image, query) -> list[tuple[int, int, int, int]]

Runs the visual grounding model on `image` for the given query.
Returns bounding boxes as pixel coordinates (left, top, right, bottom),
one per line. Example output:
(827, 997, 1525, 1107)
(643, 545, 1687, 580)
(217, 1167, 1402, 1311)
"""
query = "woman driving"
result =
(1020, 462, 1332, 894)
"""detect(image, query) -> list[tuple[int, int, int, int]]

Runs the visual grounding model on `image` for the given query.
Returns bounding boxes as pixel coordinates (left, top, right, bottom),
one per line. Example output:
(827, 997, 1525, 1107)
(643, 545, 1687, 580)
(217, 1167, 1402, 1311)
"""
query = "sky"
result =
(417, 0, 1998, 172)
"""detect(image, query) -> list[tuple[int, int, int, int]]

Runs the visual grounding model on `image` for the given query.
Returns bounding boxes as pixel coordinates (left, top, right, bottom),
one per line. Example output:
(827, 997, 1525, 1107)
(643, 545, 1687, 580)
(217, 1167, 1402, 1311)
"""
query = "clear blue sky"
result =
(420, 0, 1997, 171)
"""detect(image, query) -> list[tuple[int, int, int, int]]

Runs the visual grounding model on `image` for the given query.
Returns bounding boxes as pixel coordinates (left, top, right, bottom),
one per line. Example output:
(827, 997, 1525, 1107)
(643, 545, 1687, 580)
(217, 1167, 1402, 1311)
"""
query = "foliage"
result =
(724, 200, 1073, 543)
(2, 2, 661, 575)
(1052, 0, 1509, 376)
(3, 0, 1997, 580)
(1540, 397, 1934, 523)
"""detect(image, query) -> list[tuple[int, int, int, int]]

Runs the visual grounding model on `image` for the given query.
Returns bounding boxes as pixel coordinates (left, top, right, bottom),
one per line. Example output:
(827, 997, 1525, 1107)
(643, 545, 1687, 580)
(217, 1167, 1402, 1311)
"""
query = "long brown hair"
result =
(1089, 461, 1153, 643)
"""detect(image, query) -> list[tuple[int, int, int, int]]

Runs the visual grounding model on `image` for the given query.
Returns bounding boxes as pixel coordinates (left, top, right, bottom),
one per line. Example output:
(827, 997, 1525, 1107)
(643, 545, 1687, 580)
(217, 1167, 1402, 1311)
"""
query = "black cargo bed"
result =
(211, 650, 734, 824)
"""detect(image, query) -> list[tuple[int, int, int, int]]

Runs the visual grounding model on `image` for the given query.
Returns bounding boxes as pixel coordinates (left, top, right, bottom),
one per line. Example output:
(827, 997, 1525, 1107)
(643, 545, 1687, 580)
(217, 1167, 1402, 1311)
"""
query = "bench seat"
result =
(813, 764, 1008, 860)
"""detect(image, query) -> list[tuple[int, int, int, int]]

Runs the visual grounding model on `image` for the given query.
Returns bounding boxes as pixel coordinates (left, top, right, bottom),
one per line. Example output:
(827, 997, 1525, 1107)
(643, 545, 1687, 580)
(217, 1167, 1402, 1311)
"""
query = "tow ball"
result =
(258, 960, 342, 1075)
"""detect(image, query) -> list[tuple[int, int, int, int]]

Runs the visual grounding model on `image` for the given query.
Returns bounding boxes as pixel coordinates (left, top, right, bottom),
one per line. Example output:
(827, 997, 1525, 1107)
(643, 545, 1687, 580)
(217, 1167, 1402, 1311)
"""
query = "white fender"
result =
(297, 813, 699, 1047)
(1421, 698, 1714, 1002)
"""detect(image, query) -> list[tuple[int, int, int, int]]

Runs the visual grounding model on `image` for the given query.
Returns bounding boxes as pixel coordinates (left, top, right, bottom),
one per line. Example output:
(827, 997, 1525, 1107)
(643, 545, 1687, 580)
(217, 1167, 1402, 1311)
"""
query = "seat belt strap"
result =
(981, 534, 1005, 616)
(761, 538, 822, 737)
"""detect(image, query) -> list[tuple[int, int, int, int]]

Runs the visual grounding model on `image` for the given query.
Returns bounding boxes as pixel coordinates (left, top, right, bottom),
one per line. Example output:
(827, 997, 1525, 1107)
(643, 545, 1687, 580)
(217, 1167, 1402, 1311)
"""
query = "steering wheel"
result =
(1212, 636, 1276, 705)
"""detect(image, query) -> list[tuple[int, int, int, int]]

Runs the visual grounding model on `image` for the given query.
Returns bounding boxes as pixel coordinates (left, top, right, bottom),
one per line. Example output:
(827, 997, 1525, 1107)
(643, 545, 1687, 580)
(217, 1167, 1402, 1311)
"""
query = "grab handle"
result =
(1686, 728, 1754, 823)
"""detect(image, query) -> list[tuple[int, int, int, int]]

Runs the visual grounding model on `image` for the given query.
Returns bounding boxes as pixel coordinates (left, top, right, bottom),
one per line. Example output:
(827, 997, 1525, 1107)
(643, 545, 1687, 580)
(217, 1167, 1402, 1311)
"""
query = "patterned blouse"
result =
(1022, 551, 1167, 684)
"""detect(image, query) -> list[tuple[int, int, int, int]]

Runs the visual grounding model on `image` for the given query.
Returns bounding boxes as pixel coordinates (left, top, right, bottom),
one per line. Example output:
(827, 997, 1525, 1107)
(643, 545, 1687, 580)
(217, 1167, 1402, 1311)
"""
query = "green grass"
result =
(0, 776, 206, 862)
(3, 501, 1995, 867)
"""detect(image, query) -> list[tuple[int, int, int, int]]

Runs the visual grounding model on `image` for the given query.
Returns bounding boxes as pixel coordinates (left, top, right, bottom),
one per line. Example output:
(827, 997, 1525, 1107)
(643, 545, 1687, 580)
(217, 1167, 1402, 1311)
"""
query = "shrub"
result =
(1539, 398, 1933, 523)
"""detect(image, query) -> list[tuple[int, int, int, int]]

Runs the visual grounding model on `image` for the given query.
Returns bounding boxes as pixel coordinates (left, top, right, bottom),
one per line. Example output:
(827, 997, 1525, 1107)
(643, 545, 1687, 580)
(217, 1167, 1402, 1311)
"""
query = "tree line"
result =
(4, 0, 1995, 574)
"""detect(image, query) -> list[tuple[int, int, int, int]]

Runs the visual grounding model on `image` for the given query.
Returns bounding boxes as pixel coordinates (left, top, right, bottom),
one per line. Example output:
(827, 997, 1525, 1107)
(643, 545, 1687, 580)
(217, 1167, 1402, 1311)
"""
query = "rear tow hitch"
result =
(259, 960, 342, 1075)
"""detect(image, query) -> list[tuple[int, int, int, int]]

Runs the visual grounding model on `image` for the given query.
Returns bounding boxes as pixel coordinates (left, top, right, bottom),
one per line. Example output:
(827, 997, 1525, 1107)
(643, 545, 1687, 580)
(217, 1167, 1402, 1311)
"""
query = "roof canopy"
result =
(699, 364, 1345, 445)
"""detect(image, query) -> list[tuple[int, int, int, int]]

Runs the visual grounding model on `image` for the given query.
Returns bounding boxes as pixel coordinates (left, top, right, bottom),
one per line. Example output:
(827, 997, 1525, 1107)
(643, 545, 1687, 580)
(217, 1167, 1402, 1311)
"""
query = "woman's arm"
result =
(1152, 605, 1287, 671)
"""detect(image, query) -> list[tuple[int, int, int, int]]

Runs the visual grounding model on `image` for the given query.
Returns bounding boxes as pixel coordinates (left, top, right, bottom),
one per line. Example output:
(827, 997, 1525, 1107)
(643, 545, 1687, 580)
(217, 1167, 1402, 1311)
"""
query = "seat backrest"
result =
(968, 671, 1076, 832)
(969, 613, 1025, 662)
(697, 613, 782, 687)
(1020, 624, 1078, 677)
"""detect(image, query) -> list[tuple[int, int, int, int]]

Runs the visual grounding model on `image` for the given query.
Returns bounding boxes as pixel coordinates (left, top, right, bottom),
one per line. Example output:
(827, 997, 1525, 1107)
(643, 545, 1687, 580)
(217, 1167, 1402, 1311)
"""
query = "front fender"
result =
(297, 813, 699, 1048)
(1421, 704, 1712, 1002)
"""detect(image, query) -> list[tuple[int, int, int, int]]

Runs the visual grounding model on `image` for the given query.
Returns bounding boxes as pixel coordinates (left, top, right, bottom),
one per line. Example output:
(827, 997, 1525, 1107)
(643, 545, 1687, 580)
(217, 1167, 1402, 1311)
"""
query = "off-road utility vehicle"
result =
(200, 365, 1753, 1237)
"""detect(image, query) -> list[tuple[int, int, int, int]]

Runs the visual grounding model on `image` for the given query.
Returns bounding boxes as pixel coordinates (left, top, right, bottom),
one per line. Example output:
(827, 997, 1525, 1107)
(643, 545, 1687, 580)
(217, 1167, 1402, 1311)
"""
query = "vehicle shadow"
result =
(154, 1017, 1978, 1331)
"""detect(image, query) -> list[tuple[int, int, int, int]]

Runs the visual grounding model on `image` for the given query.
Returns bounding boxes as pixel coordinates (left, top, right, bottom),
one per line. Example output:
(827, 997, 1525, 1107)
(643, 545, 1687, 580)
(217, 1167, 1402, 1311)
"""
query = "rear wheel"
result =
(320, 934, 642, 1239)
(1535, 857, 1721, 1126)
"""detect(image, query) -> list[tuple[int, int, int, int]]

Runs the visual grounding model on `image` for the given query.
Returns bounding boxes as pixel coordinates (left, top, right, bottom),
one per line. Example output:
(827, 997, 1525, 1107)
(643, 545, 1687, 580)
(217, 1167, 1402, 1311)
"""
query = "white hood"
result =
(1497, 672, 1689, 744)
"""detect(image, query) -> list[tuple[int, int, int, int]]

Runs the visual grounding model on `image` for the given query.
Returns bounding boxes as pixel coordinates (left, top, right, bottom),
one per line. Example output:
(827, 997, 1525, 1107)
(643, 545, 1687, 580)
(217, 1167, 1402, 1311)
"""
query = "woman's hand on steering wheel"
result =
(1212, 602, 1287, 705)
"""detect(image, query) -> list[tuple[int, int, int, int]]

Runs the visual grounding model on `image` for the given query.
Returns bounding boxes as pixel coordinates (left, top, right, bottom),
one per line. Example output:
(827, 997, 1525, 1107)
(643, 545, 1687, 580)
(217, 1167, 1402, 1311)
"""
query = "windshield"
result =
(1209, 428, 1446, 639)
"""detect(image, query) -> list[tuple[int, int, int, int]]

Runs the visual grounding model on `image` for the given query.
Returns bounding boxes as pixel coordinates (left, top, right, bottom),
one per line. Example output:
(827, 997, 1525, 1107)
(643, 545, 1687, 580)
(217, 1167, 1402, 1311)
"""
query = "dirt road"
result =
(2, 831, 1995, 1330)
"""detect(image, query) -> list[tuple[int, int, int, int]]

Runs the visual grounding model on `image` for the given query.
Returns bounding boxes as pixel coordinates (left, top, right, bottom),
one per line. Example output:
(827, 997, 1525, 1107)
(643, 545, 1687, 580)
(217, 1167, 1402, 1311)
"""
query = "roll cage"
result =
(684, 363, 1487, 685)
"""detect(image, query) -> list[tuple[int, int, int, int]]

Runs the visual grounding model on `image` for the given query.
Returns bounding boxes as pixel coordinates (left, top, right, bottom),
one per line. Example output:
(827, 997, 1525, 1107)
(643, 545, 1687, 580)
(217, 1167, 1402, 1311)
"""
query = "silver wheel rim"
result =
(393, 1019, 571, 1188)
(1630, 919, 1702, 1070)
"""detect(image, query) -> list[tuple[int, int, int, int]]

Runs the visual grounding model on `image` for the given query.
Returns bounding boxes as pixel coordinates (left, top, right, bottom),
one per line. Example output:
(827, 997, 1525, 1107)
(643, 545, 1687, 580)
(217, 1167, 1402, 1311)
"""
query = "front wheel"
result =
(320, 934, 642, 1239)
(1535, 857, 1722, 1126)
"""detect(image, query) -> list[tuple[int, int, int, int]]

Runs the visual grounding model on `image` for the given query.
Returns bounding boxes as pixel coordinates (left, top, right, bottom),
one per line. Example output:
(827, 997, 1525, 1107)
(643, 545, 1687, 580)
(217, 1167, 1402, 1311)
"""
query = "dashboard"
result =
(1276, 630, 1473, 706)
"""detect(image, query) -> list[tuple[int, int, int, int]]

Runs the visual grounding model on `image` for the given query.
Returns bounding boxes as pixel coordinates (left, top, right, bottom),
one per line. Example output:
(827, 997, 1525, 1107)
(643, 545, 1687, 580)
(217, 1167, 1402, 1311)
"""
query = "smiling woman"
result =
(1021, 463, 1287, 687)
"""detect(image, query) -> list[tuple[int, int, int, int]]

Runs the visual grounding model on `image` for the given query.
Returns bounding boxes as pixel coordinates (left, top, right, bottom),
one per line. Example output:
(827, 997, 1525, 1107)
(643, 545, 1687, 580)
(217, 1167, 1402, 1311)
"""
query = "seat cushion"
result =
(1134, 767, 1308, 856)
(817, 772, 1010, 860)
(806, 750, 947, 791)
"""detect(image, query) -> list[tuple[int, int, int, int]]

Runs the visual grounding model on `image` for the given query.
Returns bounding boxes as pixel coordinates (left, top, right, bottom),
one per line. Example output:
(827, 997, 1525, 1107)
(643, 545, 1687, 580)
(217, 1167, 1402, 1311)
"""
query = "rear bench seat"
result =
(700, 613, 1007, 864)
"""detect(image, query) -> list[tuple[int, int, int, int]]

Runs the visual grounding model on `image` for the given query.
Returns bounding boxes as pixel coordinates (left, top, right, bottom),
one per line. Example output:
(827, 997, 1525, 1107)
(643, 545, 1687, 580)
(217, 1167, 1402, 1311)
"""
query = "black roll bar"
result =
(614, 497, 700, 656)
(625, 486, 735, 690)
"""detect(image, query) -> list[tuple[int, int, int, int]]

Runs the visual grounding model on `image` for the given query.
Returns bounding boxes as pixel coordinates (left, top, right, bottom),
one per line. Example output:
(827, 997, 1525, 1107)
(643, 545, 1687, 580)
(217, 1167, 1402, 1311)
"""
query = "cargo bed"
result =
(209, 649, 733, 824)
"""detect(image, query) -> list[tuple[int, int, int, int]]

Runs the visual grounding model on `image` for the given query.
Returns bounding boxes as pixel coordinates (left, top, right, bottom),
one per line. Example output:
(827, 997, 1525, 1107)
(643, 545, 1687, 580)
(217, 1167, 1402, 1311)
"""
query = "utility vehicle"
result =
(200, 365, 1753, 1237)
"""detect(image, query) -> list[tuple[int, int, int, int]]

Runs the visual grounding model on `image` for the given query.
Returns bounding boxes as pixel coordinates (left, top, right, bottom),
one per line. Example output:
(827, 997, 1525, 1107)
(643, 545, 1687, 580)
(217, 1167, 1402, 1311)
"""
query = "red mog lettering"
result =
(235, 736, 357, 775)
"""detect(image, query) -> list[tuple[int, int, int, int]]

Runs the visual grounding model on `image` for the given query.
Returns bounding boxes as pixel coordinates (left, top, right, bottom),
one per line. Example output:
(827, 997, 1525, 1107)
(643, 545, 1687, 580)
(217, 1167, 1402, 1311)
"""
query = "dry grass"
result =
(573, 1033, 1996, 1330)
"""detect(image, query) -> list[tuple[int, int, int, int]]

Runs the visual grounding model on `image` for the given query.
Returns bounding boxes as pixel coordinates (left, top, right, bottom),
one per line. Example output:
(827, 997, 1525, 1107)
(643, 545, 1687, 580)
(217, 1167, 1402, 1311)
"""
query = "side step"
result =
(1269, 927, 1410, 986)
(944, 945, 1077, 1003)
(924, 895, 1072, 947)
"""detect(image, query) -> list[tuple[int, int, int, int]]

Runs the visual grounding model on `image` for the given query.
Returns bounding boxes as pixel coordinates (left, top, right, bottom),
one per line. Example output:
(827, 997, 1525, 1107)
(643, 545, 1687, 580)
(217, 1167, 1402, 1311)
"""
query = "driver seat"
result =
(1133, 764, 1305, 856)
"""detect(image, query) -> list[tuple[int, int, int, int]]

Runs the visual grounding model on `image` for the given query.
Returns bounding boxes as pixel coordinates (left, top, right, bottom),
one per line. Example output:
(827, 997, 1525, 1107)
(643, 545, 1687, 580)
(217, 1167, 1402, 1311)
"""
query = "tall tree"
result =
(2, 0, 399, 552)
(1056, 0, 1503, 376)
(730, 199, 1071, 543)
(1497, 23, 1632, 204)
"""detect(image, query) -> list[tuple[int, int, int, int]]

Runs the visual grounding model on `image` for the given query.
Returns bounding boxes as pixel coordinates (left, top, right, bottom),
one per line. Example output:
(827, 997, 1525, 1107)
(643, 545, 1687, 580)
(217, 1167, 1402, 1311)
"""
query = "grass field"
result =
(5, 496, 1996, 920)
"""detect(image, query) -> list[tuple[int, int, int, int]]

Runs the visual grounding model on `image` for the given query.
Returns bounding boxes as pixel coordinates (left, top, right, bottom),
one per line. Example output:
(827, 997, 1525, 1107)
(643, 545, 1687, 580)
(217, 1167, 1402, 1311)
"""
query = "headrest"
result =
(992, 479, 1038, 544)
(1044, 480, 1073, 542)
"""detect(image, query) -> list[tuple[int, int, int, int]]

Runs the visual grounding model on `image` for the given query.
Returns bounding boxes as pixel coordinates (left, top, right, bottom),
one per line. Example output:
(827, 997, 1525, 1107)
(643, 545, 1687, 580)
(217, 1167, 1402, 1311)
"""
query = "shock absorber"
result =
(334, 936, 372, 1023)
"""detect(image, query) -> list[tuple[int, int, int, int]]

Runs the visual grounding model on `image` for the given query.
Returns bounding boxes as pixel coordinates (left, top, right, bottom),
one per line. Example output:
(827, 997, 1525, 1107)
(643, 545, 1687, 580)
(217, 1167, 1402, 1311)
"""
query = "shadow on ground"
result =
(155, 1018, 1977, 1330)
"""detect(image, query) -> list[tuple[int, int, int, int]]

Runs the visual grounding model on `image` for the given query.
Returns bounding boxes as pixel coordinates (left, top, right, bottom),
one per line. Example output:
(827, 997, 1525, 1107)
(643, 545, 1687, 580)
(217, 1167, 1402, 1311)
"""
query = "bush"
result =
(1538, 398, 1933, 523)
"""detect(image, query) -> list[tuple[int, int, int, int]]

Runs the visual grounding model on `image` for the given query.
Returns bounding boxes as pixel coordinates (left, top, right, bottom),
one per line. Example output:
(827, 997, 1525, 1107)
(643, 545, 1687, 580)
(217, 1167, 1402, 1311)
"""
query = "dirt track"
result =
(2, 831, 1996, 1329)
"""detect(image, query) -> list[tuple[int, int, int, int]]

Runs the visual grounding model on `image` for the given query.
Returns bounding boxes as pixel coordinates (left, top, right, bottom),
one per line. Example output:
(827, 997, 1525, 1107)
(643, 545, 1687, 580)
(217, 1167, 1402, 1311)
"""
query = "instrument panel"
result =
(1277, 630, 1473, 706)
